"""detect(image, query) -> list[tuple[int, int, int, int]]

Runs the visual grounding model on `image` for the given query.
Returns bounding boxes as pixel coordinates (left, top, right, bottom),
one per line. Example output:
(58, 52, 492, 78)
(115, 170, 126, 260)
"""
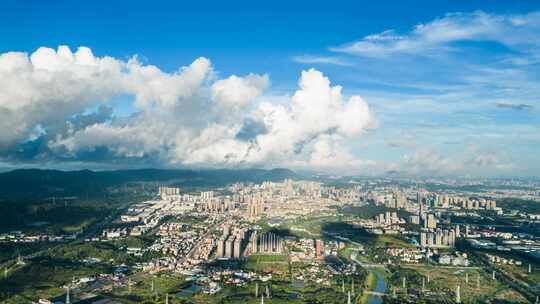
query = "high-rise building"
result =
(442, 195, 450, 208)
(420, 232, 428, 247)
(419, 228, 456, 248)
(201, 191, 214, 200)
(248, 194, 265, 217)
(315, 239, 323, 258)
(257, 232, 283, 254)
(376, 213, 385, 224)
(424, 214, 437, 229)
(225, 237, 234, 258)
(249, 231, 258, 254)
(159, 186, 181, 200)
(419, 201, 425, 217)
(233, 238, 243, 258)
(409, 215, 420, 225)
(216, 237, 226, 258)
(223, 225, 230, 238)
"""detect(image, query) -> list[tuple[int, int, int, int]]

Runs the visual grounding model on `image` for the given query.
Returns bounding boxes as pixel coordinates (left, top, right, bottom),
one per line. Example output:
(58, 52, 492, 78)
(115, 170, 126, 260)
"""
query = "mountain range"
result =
(0, 168, 300, 199)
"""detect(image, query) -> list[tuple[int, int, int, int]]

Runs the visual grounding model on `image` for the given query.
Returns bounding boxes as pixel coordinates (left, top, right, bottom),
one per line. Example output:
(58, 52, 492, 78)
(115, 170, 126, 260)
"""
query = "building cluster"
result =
(159, 186, 182, 201)
(419, 228, 457, 248)
(375, 211, 400, 225)
(150, 225, 200, 258)
(437, 252, 470, 266)
(228, 179, 357, 220)
(255, 232, 284, 254)
(0, 231, 76, 243)
(216, 225, 248, 259)
(289, 238, 317, 262)
(485, 253, 524, 266)
(415, 201, 438, 228)
(385, 248, 425, 264)
(422, 213, 437, 229)
(117, 200, 179, 236)
(247, 194, 265, 217)
(102, 228, 129, 239)
(200, 197, 235, 213)
(373, 191, 407, 209)
(188, 234, 215, 263)
(417, 192, 498, 211)
(197, 191, 237, 213)
(324, 186, 361, 202)
(215, 227, 284, 259)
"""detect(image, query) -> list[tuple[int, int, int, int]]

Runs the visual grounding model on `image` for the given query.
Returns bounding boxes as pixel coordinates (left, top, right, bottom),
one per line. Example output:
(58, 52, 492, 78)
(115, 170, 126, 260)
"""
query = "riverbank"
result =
(359, 269, 388, 304)
(360, 271, 377, 304)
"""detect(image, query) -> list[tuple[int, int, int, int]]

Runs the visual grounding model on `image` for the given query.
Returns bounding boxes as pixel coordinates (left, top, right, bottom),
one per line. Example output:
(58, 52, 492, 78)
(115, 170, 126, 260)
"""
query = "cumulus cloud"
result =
(0, 46, 212, 151)
(0, 46, 375, 172)
(211, 74, 269, 108)
(241, 69, 375, 167)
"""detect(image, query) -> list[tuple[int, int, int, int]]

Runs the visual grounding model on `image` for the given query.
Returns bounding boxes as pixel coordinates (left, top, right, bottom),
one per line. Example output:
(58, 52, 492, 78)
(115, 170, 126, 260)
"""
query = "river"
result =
(367, 271, 387, 304)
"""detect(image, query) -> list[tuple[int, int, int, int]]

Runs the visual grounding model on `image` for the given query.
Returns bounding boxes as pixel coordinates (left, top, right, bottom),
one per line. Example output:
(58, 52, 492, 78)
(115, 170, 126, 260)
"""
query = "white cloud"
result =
(242, 69, 375, 167)
(399, 147, 514, 176)
(331, 11, 540, 57)
(292, 55, 352, 66)
(126, 56, 211, 109)
(0, 46, 212, 151)
(402, 149, 462, 175)
(286, 10, 540, 176)
(211, 74, 269, 108)
(0, 46, 375, 172)
(306, 134, 377, 170)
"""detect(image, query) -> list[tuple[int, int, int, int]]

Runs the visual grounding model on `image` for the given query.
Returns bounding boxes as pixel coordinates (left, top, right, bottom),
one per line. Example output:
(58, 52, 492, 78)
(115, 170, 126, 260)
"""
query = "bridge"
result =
(350, 255, 386, 269)
(363, 291, 387, 296)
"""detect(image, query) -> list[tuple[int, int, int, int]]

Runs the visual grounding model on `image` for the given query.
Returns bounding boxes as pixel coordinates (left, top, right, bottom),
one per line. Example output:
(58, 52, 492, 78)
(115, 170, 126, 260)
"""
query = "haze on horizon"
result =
(1, 1, 539, 177)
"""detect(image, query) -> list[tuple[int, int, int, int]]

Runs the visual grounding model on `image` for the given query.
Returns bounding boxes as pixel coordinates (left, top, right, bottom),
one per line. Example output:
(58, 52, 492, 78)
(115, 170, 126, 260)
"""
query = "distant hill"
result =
(0, 168, 301, 199)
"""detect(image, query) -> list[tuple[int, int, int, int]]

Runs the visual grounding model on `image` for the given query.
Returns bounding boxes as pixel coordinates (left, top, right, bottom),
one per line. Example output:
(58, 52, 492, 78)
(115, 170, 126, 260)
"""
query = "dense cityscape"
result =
(2, 1, 540, 303)
(1, 173, 538, 303)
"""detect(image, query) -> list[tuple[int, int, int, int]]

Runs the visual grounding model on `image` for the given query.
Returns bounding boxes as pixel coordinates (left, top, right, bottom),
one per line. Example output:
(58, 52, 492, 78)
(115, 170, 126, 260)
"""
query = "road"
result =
(185, 217, 225, 260)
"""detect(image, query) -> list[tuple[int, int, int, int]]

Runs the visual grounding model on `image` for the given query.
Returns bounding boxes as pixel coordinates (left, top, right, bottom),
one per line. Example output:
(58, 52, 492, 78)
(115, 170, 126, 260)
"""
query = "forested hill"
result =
(0, 168, 300, 199)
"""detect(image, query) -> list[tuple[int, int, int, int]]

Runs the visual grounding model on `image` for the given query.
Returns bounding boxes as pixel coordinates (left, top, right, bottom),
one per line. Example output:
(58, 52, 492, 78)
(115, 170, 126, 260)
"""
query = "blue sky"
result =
(0, 0, 539, 176)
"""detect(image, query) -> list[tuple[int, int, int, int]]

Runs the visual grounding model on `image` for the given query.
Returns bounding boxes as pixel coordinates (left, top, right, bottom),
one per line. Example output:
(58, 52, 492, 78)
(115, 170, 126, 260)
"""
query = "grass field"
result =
(397, 264, 529, 303)
(286, 216, 339, 238)
(0, 199, 117, 235)
(182, 279, 350, 304)
(0, 242, 47, 262)
(245, 254, 289, 274)
(499, 263, 540, 289)
(107, 273, 187, 303)
(0, 256, 107, 303)
(105, 273, 358, 304)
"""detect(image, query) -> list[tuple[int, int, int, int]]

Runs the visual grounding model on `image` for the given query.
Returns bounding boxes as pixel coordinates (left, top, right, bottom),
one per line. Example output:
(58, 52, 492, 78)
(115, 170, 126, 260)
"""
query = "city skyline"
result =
(1, 1, 540, 177)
